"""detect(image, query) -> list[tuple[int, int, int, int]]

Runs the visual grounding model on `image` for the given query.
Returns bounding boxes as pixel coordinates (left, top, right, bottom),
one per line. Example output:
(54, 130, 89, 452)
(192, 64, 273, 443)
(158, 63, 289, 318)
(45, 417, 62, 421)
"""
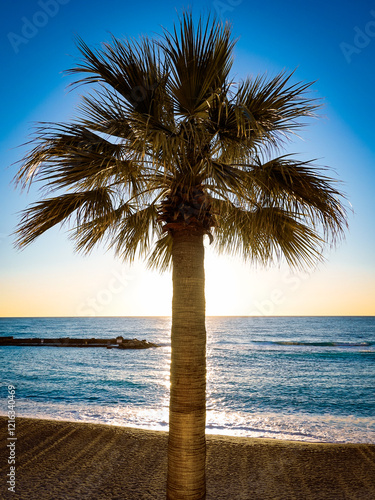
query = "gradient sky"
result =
(1, 0, 374, 317)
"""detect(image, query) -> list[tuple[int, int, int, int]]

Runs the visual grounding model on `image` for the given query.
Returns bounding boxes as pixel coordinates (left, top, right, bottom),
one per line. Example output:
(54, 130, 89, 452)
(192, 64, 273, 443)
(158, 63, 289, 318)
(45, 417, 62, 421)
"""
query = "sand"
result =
(1, 417, 374, 499)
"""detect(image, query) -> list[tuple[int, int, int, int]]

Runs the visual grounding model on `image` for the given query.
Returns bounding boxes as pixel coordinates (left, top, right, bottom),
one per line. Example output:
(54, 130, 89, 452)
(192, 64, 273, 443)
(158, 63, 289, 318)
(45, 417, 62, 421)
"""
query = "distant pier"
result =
(0, 336, 159, 349)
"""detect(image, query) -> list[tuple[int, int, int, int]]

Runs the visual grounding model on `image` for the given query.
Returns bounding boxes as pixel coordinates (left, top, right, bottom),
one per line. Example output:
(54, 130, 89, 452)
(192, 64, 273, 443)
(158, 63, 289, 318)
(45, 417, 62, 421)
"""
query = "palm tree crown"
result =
(15, 14, 346, 268)
(14, 13, 348, 500)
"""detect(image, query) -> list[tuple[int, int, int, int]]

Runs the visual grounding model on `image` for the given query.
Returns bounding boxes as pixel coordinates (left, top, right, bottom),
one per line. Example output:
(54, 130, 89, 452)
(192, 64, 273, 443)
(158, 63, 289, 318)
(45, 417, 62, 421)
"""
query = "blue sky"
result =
(1, 0, 374, 316)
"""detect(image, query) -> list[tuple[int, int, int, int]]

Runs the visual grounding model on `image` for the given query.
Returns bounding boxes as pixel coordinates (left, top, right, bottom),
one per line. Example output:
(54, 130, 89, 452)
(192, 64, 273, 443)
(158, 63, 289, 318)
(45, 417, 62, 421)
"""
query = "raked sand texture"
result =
(1, 417, 374, 499)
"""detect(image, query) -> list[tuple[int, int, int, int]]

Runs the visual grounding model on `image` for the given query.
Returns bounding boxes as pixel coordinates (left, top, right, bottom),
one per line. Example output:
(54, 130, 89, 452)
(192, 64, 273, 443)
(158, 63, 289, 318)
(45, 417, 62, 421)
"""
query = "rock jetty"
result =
(0, 336, 159, 349)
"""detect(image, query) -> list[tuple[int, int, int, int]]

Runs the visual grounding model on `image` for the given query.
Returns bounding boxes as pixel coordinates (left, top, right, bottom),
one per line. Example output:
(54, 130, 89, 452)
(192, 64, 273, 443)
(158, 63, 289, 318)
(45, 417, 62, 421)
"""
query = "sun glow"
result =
(204, 250, 251, 316)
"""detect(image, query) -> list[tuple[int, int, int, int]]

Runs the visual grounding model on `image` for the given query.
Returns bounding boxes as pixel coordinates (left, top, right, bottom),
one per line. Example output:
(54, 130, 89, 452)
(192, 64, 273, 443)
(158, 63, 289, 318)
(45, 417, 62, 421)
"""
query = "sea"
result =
(1, 316, 374, 444)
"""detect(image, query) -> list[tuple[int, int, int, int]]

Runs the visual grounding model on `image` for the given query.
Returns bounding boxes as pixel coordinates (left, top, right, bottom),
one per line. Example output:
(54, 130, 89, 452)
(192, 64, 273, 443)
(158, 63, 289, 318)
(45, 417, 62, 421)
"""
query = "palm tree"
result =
(14, 13, 347, 500)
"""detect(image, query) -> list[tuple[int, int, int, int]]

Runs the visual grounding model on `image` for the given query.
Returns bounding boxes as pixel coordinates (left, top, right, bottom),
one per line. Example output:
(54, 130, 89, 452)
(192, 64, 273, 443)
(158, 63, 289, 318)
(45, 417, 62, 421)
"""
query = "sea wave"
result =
(253, 340, 373, 347)
(1, 400, 374, 444)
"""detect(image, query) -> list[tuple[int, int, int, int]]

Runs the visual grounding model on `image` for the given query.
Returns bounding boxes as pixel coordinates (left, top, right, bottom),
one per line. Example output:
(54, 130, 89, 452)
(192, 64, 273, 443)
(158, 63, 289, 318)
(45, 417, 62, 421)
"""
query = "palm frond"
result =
(160, 13, 235, 117)
(110, 204, 161, 261)
(76, 88, 135, 139)
(15, 188, 113, 248)
(212, 198, 324, 268)
(14, 123, 148, 199)
(74, 201, 133, 253)
(68, 35, 166, 117)
(147, 233, 173, 271)
(236, 71, 320, 147)
(243, 155, 348, 244)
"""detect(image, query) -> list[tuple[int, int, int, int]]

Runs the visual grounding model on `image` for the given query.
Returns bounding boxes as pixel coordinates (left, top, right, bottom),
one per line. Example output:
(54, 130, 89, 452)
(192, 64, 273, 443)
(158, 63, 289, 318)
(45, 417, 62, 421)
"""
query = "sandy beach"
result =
(1, 417, 374, 499)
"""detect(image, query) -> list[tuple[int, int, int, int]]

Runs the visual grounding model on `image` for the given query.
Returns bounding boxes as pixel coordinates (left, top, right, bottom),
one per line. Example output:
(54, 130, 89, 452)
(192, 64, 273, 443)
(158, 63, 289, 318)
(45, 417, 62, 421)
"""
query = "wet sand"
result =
(1, 417, 374, 499)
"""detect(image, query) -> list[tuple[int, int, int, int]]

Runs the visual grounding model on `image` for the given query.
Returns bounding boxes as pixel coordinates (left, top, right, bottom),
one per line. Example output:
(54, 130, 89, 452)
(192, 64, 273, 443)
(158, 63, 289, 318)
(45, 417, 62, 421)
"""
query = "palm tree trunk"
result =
(167, 229, 206, 500)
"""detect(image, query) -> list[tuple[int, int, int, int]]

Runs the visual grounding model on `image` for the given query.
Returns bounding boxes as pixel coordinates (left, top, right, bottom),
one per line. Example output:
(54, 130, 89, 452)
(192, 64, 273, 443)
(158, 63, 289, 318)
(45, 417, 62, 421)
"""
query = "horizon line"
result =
(1, 315, 374, 319)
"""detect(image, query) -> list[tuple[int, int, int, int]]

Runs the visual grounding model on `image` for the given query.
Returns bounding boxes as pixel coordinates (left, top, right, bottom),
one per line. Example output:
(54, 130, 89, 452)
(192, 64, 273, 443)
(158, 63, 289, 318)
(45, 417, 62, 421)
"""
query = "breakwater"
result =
(0, 336, 159, 349)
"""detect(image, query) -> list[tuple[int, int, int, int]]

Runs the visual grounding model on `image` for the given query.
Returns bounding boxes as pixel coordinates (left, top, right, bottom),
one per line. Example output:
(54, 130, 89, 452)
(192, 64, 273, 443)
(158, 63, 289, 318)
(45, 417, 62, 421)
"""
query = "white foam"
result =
(1, 399, 374, 444)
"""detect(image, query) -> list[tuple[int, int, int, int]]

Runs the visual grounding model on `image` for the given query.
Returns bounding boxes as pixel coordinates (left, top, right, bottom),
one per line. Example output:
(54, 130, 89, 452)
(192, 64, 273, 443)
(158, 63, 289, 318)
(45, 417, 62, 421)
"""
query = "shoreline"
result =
(1, 417, 374, 499)
(1, 409, 373, 445)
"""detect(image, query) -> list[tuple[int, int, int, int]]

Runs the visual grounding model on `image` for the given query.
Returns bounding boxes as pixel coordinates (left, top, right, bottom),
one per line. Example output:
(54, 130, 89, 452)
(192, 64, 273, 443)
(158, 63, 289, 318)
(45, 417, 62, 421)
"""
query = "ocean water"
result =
(1, 316, 374, 443)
